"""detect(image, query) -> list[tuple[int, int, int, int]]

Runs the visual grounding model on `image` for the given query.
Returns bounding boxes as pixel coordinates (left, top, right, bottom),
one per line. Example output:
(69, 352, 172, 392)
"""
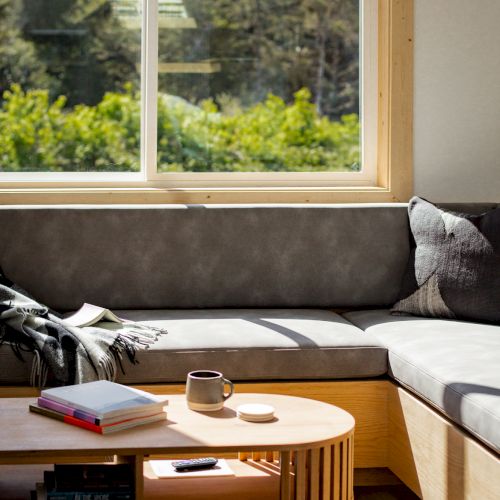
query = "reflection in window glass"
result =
(157, 0, 359, 173)
(0, 0, 141, 172)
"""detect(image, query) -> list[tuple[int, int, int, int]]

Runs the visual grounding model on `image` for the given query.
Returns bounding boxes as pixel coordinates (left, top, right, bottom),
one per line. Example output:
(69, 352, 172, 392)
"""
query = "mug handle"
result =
(222, 378, 234, 401)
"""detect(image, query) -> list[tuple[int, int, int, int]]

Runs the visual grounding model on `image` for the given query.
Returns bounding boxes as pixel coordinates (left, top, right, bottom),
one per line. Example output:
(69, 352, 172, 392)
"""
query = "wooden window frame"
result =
(0, 0, 412, 204)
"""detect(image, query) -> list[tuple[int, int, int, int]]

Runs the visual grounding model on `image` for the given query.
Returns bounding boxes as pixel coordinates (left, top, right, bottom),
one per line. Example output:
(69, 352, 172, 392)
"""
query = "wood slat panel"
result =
(310, 448, 321, 500)
(280, 451, 291, 500)
(333, 444, 340, 500)
(295, 449, 307, 500)
(322, 446, 331, 500)
(348, 437, 354, 499)
(341, 441, 348, 499)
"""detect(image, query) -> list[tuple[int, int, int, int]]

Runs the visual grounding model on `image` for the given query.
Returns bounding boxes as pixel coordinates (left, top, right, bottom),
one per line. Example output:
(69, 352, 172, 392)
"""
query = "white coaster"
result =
(237, 403, 275, 422)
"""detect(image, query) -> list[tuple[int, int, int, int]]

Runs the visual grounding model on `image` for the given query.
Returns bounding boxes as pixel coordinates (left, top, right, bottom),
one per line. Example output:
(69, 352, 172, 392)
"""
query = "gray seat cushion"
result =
(344, 309, 500, 453)
(0, 309, 387, 385)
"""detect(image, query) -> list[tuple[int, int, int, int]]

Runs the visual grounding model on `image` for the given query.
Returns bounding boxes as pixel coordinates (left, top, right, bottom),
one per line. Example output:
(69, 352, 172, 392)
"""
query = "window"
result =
(0, 0, 141, 174)
(0, 0, 412, 203)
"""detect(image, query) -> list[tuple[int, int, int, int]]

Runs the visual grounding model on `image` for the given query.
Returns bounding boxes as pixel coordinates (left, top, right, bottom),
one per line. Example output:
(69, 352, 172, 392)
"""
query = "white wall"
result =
(414, 0, 500, 202)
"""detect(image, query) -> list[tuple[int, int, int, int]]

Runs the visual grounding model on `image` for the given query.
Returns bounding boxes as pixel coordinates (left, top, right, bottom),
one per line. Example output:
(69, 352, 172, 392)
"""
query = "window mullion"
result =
(141, 0, 159, 181)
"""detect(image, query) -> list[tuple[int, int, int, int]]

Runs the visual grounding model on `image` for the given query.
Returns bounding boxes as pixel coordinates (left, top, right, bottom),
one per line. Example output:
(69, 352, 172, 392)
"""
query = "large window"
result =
(0, 0, 412, 202)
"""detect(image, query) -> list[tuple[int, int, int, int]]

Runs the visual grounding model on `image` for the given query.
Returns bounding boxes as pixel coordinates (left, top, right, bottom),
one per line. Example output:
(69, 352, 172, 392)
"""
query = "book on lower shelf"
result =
(35, 483, 133, 500)
(32, 464, 134, 500)
(149, 459, 235, 479)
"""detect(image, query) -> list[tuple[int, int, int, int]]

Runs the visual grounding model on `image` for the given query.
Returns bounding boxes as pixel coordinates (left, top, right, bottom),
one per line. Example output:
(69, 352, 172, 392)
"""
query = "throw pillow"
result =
(392, 196, 500, 323)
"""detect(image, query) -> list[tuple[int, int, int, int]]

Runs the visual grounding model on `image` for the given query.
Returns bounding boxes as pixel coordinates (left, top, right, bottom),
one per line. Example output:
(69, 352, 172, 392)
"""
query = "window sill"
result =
(0, 185, 408, 204)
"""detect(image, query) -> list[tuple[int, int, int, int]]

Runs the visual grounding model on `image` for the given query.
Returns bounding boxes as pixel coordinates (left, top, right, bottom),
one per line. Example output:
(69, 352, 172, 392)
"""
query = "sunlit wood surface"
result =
(0, 393, 354, 500)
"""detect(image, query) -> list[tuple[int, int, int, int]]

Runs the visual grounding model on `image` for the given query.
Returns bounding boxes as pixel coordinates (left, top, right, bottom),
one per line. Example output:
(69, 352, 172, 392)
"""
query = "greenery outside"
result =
(0, 0, 360, 173)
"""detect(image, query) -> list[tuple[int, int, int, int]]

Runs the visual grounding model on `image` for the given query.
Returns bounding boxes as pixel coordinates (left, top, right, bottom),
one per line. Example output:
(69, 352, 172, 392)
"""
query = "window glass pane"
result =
(157, 0, 359, 173)
(0, 0, 141, 172)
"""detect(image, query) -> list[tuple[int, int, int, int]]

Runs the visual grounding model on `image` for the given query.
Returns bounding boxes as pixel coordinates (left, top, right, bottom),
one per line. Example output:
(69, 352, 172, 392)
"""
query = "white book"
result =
(63, 303, 124, 328)
(149, 459, 235, 479)
(40, 380, 168, 419)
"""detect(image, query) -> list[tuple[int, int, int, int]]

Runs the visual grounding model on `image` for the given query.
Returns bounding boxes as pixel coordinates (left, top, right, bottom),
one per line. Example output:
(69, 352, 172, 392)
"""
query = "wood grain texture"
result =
(131, 380, 389, 469)
(333, 444, 341, 500)
(310, 448, 321, 499)
(115, 454, 144, 500)
(0, 393, 355, 499)
(0, 386, 40, 398)
(0, 186, 409, 204)
(0, 394, 354, 459)
(322, 446, 331, 500)
(377, 0, 414, 201)
(388, 384, 500, 500)
(294, 449, 307, 500)
(0, 380, 386, 468)
(280, 451, 291, 500)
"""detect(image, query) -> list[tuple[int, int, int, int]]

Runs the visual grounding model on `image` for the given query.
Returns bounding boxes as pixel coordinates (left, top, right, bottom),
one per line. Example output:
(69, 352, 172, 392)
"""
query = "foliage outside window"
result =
(0, 0, 360, 175)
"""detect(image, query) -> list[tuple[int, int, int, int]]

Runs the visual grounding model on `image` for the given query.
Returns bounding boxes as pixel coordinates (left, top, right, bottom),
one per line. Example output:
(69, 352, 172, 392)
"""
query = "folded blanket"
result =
(0, 272, 167, 387)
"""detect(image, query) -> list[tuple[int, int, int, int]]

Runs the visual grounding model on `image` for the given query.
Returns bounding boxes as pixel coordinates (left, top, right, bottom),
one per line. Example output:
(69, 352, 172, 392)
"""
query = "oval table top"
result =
(0, 393, 355, 459)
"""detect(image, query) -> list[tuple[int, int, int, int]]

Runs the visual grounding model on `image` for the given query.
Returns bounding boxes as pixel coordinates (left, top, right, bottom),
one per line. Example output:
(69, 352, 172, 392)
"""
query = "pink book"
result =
(38, 397, 101, 424)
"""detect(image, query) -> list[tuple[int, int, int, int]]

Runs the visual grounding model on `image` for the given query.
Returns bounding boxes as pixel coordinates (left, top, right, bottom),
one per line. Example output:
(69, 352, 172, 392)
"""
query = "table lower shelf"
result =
(0, 460, 281, 500)
(1, 438, 354, 500)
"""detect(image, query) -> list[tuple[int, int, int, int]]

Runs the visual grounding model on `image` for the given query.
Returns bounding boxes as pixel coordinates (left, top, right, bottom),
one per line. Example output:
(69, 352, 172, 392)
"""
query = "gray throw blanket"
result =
(0, 273, 166, 387)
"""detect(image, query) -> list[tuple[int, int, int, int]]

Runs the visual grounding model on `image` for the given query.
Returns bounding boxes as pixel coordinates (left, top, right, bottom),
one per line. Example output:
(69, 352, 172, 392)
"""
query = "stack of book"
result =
(29, 380, 168, 434)
(33, 464, 134, 499)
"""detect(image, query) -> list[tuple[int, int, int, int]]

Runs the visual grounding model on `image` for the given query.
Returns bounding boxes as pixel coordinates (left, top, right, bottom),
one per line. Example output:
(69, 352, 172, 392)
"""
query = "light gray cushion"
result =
(0, 309, 387, 385)
(0, 204, 410, 310)
(344, 309, 500, 453)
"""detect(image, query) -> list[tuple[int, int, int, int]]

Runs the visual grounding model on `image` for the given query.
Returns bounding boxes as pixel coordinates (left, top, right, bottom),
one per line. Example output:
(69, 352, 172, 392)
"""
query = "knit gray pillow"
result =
(392, 197, 500, 323)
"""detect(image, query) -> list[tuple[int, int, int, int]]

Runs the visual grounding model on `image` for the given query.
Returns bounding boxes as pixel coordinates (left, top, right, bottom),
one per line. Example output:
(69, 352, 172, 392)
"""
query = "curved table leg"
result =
(279, 435, 354, 500)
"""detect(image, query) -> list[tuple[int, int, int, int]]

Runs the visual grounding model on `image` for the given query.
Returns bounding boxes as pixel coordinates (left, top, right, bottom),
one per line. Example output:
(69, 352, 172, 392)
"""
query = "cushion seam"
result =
(145, 346, 388, 352)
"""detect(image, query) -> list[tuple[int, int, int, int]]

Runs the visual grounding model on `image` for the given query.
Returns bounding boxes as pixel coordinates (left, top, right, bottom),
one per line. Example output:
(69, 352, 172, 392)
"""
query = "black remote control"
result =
(172, 457, 218, 472)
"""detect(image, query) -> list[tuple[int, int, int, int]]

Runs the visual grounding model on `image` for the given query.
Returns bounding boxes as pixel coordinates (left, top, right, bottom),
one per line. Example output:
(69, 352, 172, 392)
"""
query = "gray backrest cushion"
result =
(1, 204, 411, 310)
(392, 198, 500, 323)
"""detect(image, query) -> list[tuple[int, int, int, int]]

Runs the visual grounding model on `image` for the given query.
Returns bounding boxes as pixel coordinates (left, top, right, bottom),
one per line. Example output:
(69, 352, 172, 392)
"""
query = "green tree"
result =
(0, 85, 358, 173)
(19, 0, 139, 105)
(0, 0, 50, 97)
(0, 84, 140, 172)
(160, 0, 358, 119)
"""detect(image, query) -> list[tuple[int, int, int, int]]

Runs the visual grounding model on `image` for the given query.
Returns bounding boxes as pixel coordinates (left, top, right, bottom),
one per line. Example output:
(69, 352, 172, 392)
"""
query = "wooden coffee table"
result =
(0, 393, 355, 500)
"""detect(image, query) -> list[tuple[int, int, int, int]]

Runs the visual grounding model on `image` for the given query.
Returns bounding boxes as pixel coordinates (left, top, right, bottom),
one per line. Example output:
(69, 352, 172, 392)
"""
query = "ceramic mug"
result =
(186, 370, 234, 411)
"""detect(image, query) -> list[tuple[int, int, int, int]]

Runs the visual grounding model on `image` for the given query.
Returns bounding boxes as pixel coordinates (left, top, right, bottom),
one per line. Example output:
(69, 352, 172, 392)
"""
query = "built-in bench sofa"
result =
(0, 203, 499, 499)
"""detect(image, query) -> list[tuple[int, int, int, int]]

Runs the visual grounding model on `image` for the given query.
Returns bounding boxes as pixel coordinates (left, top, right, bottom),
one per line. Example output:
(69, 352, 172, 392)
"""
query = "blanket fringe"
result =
(30, 350, 48, 388)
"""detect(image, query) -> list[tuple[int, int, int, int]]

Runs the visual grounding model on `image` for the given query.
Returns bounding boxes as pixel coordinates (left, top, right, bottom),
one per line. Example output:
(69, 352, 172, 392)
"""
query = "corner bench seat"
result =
(345, 309, 500, 454)
(0, 309, 388, 385)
